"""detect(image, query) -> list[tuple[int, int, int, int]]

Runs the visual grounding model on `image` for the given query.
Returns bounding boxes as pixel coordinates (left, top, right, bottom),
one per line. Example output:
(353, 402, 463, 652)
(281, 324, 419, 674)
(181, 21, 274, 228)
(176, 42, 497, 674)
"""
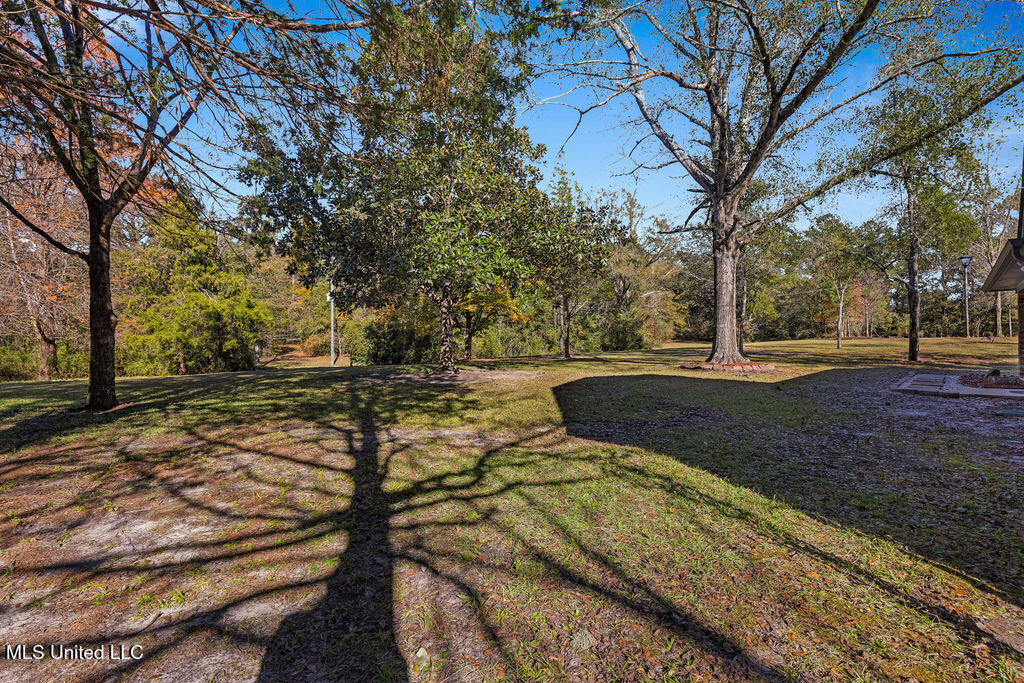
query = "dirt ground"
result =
(1, 339, 1023, 681)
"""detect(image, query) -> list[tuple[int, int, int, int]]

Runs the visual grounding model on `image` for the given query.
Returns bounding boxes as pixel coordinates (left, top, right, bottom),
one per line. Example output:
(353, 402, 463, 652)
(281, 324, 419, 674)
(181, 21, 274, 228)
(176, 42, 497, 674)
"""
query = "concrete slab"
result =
(895, 374, 1024, 398)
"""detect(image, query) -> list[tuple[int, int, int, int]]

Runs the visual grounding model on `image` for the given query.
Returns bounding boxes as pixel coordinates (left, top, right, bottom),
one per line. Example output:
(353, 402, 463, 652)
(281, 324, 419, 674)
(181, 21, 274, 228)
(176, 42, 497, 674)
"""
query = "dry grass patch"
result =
(0, 338, 1022, 681)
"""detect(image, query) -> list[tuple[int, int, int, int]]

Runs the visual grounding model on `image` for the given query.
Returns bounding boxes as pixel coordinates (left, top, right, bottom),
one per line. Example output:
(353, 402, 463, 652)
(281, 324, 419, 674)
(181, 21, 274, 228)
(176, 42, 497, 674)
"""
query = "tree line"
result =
(1, 0, 1023, 406)
(3, 163, 1015, 383)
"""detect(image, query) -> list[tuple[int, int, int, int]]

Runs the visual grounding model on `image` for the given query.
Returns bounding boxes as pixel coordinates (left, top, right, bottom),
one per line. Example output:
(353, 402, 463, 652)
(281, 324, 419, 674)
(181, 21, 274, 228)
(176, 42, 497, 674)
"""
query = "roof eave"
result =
(981, 241, 1024, 292)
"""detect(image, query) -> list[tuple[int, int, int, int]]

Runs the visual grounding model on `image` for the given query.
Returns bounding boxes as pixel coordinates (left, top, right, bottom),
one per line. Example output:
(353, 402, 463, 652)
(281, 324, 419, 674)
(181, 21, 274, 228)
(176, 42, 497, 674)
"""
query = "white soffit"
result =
(981, 241, 1024, 293)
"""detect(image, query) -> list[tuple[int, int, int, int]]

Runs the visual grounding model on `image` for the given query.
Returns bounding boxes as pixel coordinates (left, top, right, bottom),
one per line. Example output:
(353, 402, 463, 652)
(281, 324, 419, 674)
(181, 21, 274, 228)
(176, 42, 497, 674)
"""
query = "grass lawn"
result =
(1, 337, 1022, 681)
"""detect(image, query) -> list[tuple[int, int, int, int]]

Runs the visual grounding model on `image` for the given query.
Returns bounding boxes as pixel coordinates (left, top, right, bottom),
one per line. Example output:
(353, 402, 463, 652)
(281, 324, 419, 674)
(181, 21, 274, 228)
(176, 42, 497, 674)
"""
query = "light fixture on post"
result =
(960, 254, 973, 338)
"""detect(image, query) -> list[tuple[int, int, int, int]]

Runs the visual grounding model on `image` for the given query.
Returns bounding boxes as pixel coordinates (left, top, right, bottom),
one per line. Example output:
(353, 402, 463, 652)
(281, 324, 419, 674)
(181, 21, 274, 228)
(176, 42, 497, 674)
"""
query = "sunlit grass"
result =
(0, 337, 1021, 680)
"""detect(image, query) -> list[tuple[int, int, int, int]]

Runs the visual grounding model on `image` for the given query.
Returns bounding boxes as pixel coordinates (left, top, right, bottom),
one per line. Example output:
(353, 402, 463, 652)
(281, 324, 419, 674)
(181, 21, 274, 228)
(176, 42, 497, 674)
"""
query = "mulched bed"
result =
(681, 361, 776, 372)
(960, 373, 1024, 388)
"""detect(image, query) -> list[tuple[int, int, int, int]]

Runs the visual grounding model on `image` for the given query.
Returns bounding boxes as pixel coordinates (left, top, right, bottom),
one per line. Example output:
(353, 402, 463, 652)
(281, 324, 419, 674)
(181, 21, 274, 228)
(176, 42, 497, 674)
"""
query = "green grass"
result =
(0, 337, 1022, 681)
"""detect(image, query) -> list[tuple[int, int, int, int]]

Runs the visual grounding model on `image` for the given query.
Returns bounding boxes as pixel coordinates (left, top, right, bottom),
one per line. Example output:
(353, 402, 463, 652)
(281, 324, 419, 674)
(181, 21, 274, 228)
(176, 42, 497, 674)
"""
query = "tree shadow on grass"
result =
(256, 403, 405, 681)
(553, 371, 1024, 638)
(0, 366, 796, 681)
(17, 357, 1023, 677)
(0, 370, 487, 681)
(0, 365, 450, 455)
(253, 399, 785, 680)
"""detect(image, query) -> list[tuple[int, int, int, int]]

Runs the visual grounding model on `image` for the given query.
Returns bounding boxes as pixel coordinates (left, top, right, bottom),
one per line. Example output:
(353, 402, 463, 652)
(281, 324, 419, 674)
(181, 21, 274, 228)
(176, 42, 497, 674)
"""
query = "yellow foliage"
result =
(458, 284, 527, 324)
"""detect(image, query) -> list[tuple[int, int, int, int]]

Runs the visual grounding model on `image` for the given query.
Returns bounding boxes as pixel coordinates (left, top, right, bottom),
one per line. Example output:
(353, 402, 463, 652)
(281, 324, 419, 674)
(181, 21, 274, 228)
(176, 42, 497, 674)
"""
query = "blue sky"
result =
(514, 1, 1024, 234)
(171, 0, 1022, 230)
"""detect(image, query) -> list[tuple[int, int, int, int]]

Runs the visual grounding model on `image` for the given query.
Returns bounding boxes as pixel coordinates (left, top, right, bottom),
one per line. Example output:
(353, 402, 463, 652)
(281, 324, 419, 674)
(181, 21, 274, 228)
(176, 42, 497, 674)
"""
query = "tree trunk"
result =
(995, 291, 1003, 337)
(329, 289, 336, 366)
(85, 212, 118, 409)
(35, 318, 57, 380)
(1019, 292, 1023, 378)
(559, 296, 571, 359)
(836, 288, 845, 350)
(738, 254, 747, 355)
(463, 311, 474, 360)
(437, 296, 457, 374)
(708, 236, 747, 364)
(906, 236, 921, 362)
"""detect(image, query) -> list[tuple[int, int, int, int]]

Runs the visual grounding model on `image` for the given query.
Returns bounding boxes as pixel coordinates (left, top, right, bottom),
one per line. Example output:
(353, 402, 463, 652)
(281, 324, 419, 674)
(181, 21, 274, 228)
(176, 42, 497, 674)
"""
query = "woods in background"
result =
(1, 0, 1023, 390)
(2, 165, 1015, 382)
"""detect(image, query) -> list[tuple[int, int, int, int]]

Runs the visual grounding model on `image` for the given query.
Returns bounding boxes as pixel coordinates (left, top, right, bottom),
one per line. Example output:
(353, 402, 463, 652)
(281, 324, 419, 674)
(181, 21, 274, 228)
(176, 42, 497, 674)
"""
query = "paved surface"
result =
(895, 374, 1024, 398)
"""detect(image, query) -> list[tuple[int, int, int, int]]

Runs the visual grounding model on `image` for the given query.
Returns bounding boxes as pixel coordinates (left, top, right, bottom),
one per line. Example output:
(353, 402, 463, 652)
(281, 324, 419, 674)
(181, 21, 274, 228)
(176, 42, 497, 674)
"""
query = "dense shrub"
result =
(366, 318, 438, 365)
(600, 309, 646, 351)
(573, 318, 603, 354)
(338, 315, 372, 365)
(298, 313, 372, 364)
(870, 311, 906, 337)
(117, 334, 170, 377)
(55, 342, 88, 378)
(122, 292, 271, 375)
(300, 333, 329, 357)
(112, 207, 272, 376)
(0, 343, 37, 381)
(476, 322, 553, 359)
(921, 296, 964, 337)
(0, 341, 90, 381)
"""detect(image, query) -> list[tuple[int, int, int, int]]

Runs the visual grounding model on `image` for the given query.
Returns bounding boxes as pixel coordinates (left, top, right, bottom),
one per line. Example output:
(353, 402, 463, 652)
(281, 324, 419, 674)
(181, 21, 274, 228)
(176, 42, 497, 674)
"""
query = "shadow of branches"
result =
(0, 364, 796, 681)
(7, 361, 1020, 680)
(553, 372, 1024, 630)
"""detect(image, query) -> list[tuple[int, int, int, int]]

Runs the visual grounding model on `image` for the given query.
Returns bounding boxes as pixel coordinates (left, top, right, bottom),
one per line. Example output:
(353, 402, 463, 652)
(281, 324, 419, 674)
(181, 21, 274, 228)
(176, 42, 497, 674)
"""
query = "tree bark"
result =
(995, 291, 1003, 337)
(35, 318, 57, 380)
(738, 253, 747, 355)
(903, 180, 921, 363)
(559, 296, 571, 359)
(836, 287, 845, 350)
(1019, 292, 1023, 378)
(437, 296, 457, 374)
(708, 236, 747, 364)
(906, 236, 921, 362)
(85, 212, 118, 409)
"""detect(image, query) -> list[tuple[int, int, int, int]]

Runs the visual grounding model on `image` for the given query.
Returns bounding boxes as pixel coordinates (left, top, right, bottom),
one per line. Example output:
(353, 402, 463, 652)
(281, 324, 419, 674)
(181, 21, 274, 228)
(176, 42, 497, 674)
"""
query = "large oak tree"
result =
(530, 0, 1024, 363)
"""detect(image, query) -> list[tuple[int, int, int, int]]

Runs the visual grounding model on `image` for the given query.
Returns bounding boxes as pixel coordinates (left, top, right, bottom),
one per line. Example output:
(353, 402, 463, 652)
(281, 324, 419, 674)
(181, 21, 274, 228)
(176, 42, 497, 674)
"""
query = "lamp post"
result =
(960, 254, 973, 338)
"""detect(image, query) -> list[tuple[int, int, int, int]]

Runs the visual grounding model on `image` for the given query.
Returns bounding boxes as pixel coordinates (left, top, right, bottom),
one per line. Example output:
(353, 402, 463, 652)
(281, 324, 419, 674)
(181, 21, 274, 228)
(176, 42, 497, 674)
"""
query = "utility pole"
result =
(328, 280, 336, 367)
